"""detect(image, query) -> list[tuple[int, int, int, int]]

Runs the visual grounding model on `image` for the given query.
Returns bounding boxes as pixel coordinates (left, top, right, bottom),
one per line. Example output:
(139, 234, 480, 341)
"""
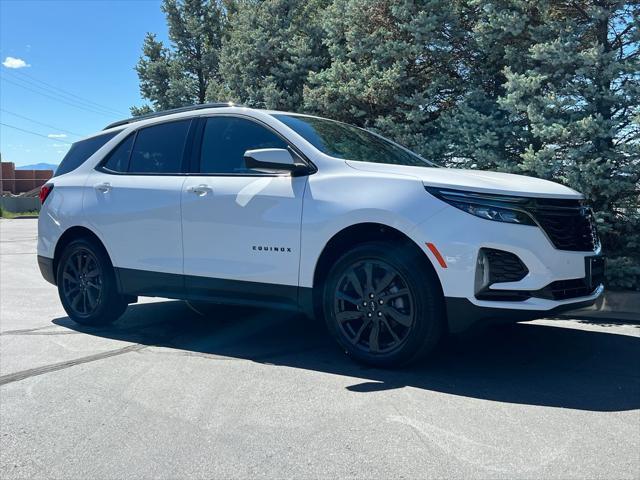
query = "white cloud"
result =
(47, 133, 67, 139)
(2, 56, 30, 69)
(51, 143, 69, 148)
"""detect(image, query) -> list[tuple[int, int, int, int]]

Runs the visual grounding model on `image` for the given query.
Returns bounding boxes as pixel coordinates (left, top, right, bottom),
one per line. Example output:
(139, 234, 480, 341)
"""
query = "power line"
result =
(0, 76, 121, 119)
(10, 69, 128, 116)
(0, 109, 85, 138)
(8, 69, 128, 116)
(1, 73, 123, 118)
(0, 122, 73, 145)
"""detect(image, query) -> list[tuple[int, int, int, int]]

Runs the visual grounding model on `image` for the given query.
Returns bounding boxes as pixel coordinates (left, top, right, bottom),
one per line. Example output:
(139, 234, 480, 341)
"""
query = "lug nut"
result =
(377, 312, 382, 317)
(379, 299, 384, 304)
(369, 293, 374, 298)
(367, 313, 372, 318)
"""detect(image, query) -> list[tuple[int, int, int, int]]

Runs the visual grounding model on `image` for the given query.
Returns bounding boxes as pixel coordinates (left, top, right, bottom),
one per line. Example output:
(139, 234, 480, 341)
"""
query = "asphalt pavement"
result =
(1, 218, 639, 479)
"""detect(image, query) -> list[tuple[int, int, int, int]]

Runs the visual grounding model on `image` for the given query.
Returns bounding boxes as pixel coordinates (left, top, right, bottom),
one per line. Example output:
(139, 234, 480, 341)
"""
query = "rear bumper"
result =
(38, 255, 56, 285)
(445, 287, 602, 334)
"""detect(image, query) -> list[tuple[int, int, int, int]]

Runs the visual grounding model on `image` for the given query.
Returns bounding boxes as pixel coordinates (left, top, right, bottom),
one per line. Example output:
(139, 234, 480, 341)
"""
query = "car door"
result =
(84, 119, 193, 296)
(181, 115, 308, 309)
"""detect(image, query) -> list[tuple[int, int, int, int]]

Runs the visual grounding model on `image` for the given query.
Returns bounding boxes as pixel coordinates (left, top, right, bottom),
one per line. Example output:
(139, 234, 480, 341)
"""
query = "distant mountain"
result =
(15, 163, 58, 171)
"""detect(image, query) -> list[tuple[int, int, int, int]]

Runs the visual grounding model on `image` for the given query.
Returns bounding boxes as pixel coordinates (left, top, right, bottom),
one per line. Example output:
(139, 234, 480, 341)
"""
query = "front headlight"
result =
(425, 187, 536, 225)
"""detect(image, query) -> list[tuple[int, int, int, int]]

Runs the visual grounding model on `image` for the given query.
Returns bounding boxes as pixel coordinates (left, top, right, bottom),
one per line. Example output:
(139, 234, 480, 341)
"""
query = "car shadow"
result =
(52, 300, 640, 412)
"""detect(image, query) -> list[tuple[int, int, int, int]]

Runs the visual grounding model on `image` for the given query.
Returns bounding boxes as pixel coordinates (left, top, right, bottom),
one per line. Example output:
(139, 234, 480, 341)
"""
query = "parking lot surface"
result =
(1, 218, 639, 479)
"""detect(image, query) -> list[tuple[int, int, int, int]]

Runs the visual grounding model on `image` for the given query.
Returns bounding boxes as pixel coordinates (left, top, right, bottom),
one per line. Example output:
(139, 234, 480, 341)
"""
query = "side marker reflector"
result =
(426, 242, 447, 268)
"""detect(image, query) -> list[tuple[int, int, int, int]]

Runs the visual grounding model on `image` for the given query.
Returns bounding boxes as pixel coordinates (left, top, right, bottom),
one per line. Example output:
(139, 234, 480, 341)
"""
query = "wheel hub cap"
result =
(62, 248, 103, 316)
(334, 260, 415, 355)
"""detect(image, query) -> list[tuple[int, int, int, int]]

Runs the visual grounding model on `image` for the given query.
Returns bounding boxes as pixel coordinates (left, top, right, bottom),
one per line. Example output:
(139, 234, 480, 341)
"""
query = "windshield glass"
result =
(272, 114, 437, 167)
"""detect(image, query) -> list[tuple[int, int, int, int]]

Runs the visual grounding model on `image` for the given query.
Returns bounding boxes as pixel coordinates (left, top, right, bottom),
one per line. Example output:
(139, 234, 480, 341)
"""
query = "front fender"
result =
(298, 171, 447, 288)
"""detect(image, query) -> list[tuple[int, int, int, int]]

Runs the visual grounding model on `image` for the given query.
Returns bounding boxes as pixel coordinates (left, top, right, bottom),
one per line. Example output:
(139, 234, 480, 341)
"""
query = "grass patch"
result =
(0, 207, 39, 219)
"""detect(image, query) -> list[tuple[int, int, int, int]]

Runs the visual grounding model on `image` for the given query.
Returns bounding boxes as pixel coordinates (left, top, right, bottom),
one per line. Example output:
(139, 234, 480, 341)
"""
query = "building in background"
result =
(1, 161, 54, 195)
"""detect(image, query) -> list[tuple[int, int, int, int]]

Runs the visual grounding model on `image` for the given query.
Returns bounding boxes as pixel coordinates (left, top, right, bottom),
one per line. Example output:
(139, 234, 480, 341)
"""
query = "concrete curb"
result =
(560, 290, 640, 323)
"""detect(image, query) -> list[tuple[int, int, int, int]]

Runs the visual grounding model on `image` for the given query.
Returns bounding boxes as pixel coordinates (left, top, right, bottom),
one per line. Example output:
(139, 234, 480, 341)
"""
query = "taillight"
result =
(39, 183, 54, 204)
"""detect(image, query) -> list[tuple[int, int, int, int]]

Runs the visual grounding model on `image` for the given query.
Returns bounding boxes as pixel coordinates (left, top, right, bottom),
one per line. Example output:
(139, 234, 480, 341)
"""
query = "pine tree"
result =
(499, 1, 640, 288)
(132, 0, 226, 113)
(209, 0, 330, 110)
(132, 33, 192, 113)
(304, 0, 469, 161)
(431, 1, 545, 171)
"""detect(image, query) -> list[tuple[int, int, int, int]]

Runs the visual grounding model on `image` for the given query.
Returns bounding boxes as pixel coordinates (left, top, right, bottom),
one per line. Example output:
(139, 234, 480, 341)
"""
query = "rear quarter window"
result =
(54, 131, 120, 177)
(101, 134, 135, 173)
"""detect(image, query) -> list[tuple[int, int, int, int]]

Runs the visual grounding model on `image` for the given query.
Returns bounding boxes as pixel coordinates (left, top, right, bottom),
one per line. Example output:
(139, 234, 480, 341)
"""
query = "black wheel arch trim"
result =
(51, 226, 119, 289)
(311, 222, 442, 295)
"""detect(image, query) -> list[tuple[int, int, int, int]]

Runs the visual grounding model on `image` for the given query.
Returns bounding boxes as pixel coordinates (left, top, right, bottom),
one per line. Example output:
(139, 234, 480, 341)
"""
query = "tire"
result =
(322, 241, 445, 367)
(56, 237, 127, 326)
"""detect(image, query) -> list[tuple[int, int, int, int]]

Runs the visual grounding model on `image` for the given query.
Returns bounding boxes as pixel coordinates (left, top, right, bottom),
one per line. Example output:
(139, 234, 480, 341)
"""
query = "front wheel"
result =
(57, 238, 127, 326)
(322, 241, 445, 367)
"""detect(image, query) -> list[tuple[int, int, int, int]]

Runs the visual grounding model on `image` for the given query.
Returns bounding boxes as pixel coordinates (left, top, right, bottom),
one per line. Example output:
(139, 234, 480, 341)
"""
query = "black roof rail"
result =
(103, 102, 241, 130)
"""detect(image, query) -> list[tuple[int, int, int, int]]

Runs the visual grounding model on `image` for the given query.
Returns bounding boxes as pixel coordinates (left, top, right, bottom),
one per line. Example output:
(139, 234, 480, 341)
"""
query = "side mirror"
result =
(243, 148, 309, 175)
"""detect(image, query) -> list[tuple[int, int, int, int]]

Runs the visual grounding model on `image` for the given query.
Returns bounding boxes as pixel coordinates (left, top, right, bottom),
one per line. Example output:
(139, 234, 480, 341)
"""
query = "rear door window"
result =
(55, 131, 120, 176)
(129, 120, 191, 174)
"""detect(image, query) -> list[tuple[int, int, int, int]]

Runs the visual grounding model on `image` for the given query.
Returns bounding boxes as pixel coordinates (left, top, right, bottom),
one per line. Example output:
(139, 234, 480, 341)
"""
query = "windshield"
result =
(272, 114, 437, 167)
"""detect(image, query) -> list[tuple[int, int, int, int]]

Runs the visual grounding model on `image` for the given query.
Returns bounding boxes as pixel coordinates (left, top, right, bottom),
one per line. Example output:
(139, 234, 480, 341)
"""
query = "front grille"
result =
(476, 256, 604, 302)
(475, 289, 531, 301)
(477, 278, 598, 302)
(527, 198, 599, 252)
(534, 279, 593, 301)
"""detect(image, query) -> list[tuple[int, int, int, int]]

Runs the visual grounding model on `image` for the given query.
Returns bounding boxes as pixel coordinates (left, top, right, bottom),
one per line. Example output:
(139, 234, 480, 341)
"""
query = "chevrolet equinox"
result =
(37, 103, 604, 366)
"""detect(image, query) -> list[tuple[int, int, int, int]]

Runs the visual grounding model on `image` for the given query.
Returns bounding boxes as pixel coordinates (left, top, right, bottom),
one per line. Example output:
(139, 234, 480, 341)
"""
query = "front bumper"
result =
(445, 285, 603, 333)
(409, 205, 604, 331)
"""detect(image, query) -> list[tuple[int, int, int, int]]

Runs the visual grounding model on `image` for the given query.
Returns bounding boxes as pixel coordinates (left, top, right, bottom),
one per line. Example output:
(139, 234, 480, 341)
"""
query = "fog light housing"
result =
(474, 248, 529, 300)
(475, 249, 491, 295)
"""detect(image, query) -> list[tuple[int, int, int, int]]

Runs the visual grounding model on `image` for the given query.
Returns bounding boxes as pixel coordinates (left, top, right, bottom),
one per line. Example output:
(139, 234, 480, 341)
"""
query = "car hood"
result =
(345, 161, 583, 199)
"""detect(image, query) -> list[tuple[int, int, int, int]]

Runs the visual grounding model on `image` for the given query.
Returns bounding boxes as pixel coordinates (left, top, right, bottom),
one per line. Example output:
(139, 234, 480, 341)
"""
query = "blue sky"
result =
(1, 0, 169, 166)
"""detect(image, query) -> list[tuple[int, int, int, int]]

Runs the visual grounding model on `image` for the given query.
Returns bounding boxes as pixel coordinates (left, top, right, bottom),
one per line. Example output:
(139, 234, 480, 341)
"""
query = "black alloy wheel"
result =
(322, 241, 444, 367)
(57, 237, 127, 326)
(334, 259, 415, 355)
(61, 247, 103, 317)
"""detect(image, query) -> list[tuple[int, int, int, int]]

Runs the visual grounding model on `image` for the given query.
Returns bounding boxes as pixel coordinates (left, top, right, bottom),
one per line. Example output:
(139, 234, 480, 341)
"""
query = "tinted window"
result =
(55, 131, 120, 176)
(273, 114, 437, 167)
(102, 134, 134, 173)
(200, 117, 288, 174)
(129, 120, 191, 173)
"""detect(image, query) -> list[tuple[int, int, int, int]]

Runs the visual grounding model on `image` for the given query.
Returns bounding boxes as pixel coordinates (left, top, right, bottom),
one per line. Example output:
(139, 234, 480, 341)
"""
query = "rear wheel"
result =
(57, 238, 127, 326)
(322, 241, 444, 367)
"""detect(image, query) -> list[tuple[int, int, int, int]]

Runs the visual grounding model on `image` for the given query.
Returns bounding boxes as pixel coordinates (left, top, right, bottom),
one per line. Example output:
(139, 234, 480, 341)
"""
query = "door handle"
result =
(94, 182, 111, 193)
(187, 184, 213, 196)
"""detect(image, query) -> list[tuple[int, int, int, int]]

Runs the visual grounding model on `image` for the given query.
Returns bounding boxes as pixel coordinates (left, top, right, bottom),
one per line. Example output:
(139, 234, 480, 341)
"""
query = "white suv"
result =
(37, 104, 604, 366)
